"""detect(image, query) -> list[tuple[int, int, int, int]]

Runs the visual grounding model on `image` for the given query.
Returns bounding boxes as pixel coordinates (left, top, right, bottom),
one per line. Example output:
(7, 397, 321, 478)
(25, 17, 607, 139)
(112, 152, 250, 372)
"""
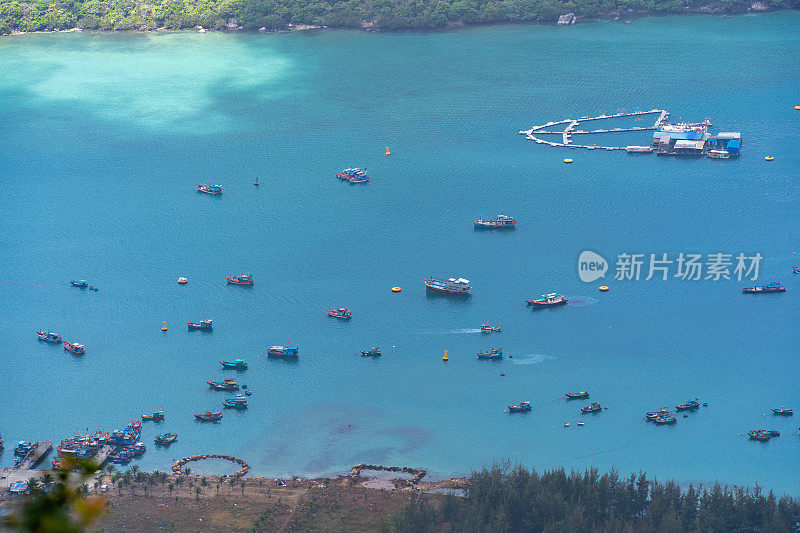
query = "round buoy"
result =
(178, 277, 188, 284)
(795, 105, 800, 110)
(764, 156, 774, 161)
(599, 285, 609, 292)
(564, 158, 573, 164)
(162, 321, 167, 331)
(391, 286, 401, 293)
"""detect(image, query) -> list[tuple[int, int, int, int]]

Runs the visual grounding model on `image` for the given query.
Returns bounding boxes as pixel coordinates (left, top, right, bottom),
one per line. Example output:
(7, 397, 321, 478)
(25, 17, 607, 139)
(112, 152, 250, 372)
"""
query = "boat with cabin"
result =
(267, 346, 298, 357)
(626, 145, 653, 153)
(187, 317, 213, 330)
(424, 276, 471, 295)
(473, 214, 517, 228)
(70, 280, 87, 288)
(226, 274, 253, 285)
(645, 409, 671, 420)
(195, 411, 223, 421)
(477, 348, 503, 359)
(37, 331, 62, 342)
(742, 282, 785, 294)
(566, 391, 589, 399)
(480, 324, 502, 333)
(771, 408, 793, 416)
(581, 402, 602, 413)
(154, 433, 178, 446)
(748, 429, 771, 441)
(62, 341, 85, 354)
(675, 399, 700, 410)
(221, 359, 247, 369)
(208, 379, 239, 391)
(527, 293, 567, 307)
(196, 184, 222, 194)
(327, 308, 352, 319)
(360, 347, 381, 357)
(793, 266, 800, 274)
(141, 411, 164, 421)
(507, 401, 532, 412)
(707, 150, 730, 159)
(223, 395, 248, 409)
(653, 415, 677, 425)
(336, 168, 370, 183)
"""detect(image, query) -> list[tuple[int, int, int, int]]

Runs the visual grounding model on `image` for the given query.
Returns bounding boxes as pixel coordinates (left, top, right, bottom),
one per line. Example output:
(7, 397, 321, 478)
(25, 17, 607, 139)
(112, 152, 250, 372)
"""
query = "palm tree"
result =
(41, 473, 54, 488)
(168, 483, 174, 496)
(184, 467, 192, 477)
(27, 478, 40, 493)
(194, 486, 202, 501)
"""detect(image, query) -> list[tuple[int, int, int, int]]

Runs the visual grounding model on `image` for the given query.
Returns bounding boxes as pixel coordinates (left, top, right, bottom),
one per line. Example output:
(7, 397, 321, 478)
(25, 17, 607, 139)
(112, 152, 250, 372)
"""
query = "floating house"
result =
(652, 123, 741, 157)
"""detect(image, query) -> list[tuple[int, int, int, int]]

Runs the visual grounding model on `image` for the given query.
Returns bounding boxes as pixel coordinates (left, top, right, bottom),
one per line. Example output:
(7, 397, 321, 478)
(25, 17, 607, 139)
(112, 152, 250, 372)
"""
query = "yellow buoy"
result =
(795, 105, 800, 110)
(162, 321, 168, 331)
(391, 286, 401, 293)
(764, 156, 774, 161)
(178, 277, 188, 284)
(564, 158, 573, 164)
(443, 350, 448, 362)
(599, 285, 609, 292)
(385, 147, 391, 156)
(254, 176, 260, 186)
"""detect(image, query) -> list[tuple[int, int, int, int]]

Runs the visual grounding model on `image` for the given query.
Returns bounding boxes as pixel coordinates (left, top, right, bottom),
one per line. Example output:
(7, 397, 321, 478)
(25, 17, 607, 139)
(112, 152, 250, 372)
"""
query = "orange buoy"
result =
(391, 286, 401, 293)
(442, 350, 448, 362)
(764, 156, 774, 161)
(795, 105, 800, 110)
(599, 285, 609, 292)
(385, 147, 391, 156)
(178, 277, 188, 284)
(162, 321, 168, 331)
(564, 158, 573, 164)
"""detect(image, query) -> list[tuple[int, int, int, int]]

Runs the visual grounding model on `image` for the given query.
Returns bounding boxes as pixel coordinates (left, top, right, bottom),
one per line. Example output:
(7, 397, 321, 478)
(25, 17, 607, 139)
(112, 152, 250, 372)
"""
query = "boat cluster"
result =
(36, 330, 85, 354)
(69, 279, 98, 291)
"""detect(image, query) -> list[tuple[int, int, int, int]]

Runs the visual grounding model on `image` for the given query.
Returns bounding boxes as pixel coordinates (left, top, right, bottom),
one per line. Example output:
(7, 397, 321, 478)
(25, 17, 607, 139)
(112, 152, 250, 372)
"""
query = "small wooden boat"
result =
(187, 317, 212, 330)
(675, 399, 700, 411)
(748, 430, 771, 441)
(477, 348, 503, 359)
(507, 401, 532, 412)
(37, 331, 61, 342)
(480, 324, 502, 333)
(62, 341, 85, 354)
(767, 429, 780, 437)
(581, 402, 602, 413)
(793, 266, 800, 274)
(742, 282, 785, 294)
(267, 346, 298, 357)
(141, 411, 164, 421)
(154, 433, 178, 446)
(473, 214, 517, 228)
(221, 359, 247, 369)
(226, 274, 253, 285)
(195, 411, 223, 421)
(196, 184, 222, 194)
(645, 409, 670, 420)
(70, 280, 87, 288)
(360, 347, 381, 357)
(527, 293, 567, 307)
(336, 168, 370, 183)
(327, 308, 352, 319)
(223, 395, 248, 409)
(207, 379, 239, 391)
(132, 442, 146, 456)
(771, 408, 793, 416)
(566, 391, 589, 399)
(653, 416, 677, 425)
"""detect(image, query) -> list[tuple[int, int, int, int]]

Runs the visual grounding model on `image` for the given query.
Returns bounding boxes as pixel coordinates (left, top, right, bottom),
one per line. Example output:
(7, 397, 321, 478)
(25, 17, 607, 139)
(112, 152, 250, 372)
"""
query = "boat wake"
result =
(452, 328, 482, 334)
(513, 354, 554, 365)
(566, 296, 599, 306)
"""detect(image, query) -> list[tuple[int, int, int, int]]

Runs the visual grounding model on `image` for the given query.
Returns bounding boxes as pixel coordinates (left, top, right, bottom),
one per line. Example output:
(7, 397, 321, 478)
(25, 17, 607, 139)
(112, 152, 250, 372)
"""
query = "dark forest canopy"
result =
(0, 0, 796, 34)
(393, 464, 800, 532)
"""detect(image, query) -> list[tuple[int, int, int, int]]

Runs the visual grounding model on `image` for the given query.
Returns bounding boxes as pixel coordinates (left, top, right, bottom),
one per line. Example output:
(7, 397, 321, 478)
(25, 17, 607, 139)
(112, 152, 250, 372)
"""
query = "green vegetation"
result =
(0, 0, 795, 34)
(393, 464, 800, 532)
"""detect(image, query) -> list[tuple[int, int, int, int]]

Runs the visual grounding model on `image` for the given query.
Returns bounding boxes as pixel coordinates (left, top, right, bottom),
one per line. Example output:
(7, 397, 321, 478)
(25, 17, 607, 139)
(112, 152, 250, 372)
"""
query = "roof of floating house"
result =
(674, 140, 706, 149)
(715, 132, 741, 139)
(726, 139, 741, 149)
(653, 131, 705, 140)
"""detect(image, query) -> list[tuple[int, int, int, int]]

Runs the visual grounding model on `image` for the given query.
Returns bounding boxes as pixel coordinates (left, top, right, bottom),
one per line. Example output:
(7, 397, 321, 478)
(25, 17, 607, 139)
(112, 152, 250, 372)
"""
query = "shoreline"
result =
(2, 8, 795, 38)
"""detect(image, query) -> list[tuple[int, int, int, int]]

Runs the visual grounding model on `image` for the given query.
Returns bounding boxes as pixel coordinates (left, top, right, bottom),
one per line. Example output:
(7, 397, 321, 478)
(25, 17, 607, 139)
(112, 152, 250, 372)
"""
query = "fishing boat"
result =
(771, 408, 793, 416)
(141, 411, 164, 421)
(195, 411, 223, 421)
(480, 324, 502, 333)
(36, 331, 61, 342)
(477, 348, 503, 359)
(473, 214, 517, 228)
(187, 317, 213, 330)
(14, 441, 38, 456)
(424, 276, 472, 295)
(336, 168, 370, 183)
(360, 347, 381, 357)
(742, 282, 785, 294)
(626, 145, 653, 153)
(507, 401, 532, 412)
(62, 341, 85, 354)
(327, 308, 352, 319)
(267, 346, 298, 357)
(565, 391, 589, 399)
(645, 409, 671, 420)
(221, 359, 248, 369)
(70, 280, 87, 288)
(767, 429, 780, 437)
(223, 395, 248, 409)
(527, 293, 567, 307)
(675, 399, 700, 410)
(207, 379, 239, 391)
(226, 274, 253, 285)
(154, 433, 178, 446)
(196, 184, 222, 194)
(793, 266, 800, 274)
(653, 415, 677, 425)
(707, 150, 730, 159)
(132, 442, 146, 456)
(581, 402, 602, 413)
(748, 430, 771, 441)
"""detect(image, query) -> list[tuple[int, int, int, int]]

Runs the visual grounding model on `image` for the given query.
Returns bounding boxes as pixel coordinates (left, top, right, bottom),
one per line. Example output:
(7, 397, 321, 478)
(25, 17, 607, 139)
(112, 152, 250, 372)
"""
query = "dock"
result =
(15, 442, 53, 470)
(518, 109, 670, 151)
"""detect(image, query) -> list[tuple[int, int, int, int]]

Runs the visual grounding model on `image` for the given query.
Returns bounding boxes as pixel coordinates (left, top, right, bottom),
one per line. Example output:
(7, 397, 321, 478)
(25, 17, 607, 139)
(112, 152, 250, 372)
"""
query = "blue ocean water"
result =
(1, 13, 799, 493)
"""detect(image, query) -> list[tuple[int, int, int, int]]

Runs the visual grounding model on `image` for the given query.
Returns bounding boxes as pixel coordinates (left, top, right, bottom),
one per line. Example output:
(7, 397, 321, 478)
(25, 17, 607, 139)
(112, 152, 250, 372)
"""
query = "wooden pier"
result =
(518, 109, 670, 151)
(15, 442, 53, 470)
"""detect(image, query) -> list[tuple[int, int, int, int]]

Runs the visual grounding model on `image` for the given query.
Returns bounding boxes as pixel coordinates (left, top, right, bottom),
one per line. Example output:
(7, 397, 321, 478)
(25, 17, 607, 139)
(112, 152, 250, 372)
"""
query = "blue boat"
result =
(477, 348, 502, 359)
(424, 276, 471, 295)
(742, 282, 785, 294)
(507, 401, 531, 412)
(223, 395, 248, 409)
(221, 359, 247, 369)
(267, 346, 299, 357)
(196, 184, 222, 194)
(188, 317, 212, 330)
(70, 280, 87, 288)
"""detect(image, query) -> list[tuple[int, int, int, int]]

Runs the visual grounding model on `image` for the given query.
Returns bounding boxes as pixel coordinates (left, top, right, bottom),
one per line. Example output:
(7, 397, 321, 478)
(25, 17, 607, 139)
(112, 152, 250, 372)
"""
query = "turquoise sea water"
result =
(1, 13, 799, 493)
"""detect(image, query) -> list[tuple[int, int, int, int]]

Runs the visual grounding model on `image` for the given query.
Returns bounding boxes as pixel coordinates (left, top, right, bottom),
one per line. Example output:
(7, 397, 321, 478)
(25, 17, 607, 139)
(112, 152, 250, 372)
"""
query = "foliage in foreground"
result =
(393, 464, 800, 532)
(0, 0, 796, 35)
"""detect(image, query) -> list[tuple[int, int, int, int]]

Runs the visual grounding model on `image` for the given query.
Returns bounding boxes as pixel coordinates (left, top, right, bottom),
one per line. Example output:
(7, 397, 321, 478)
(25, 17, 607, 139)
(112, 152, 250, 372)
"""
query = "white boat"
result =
(626, 145, 653, 153)
(707, 150, 730, 159)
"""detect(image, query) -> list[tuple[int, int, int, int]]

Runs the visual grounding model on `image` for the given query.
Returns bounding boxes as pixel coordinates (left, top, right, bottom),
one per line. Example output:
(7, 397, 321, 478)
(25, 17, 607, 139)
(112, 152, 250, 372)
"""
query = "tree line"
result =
(1, 0, 796, 35)
(393, 463, 800, 532)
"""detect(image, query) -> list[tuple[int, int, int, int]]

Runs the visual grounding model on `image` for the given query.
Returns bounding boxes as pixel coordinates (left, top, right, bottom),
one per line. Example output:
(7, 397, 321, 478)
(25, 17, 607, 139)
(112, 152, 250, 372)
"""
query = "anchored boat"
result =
(267, 346, 298, 357)
(424, 276, 471, 295)
(195, 411, 223, 422)
(477, 348, 503, 359)
(473, 214, 517, 228)
(223, 395, 248, 409)
(327, 308, 352, 319)
(581, 402, 602, 413)
(208, 379, 239, 391)
(141, 411, 164, 421)
(480, 324, 502, 333)
(566, 391, 589, 399)
(187, 317, 212, 330)
(742, 282, 785, 293)
(507, 401, 532, 412)
(37, 331, 62, 342)
(221, 359, 247, 369)
(70, 280, 87, 288)
(196, 184, 222, 194)
(336, 168, 370, 183)
(360, 347, 381, 357)
(63, 341, 85, 354)
(771, 408, 793, 416)
(675, 399, 700, 411)
(154, 433, 178, 446)
(527, 293, 567, 307)
(226, 274, 253, 285)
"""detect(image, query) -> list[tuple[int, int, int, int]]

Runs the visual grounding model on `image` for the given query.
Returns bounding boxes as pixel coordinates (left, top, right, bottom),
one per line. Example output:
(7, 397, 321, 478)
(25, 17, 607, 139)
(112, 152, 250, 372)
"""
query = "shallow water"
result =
(1, 13, 799, 494)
